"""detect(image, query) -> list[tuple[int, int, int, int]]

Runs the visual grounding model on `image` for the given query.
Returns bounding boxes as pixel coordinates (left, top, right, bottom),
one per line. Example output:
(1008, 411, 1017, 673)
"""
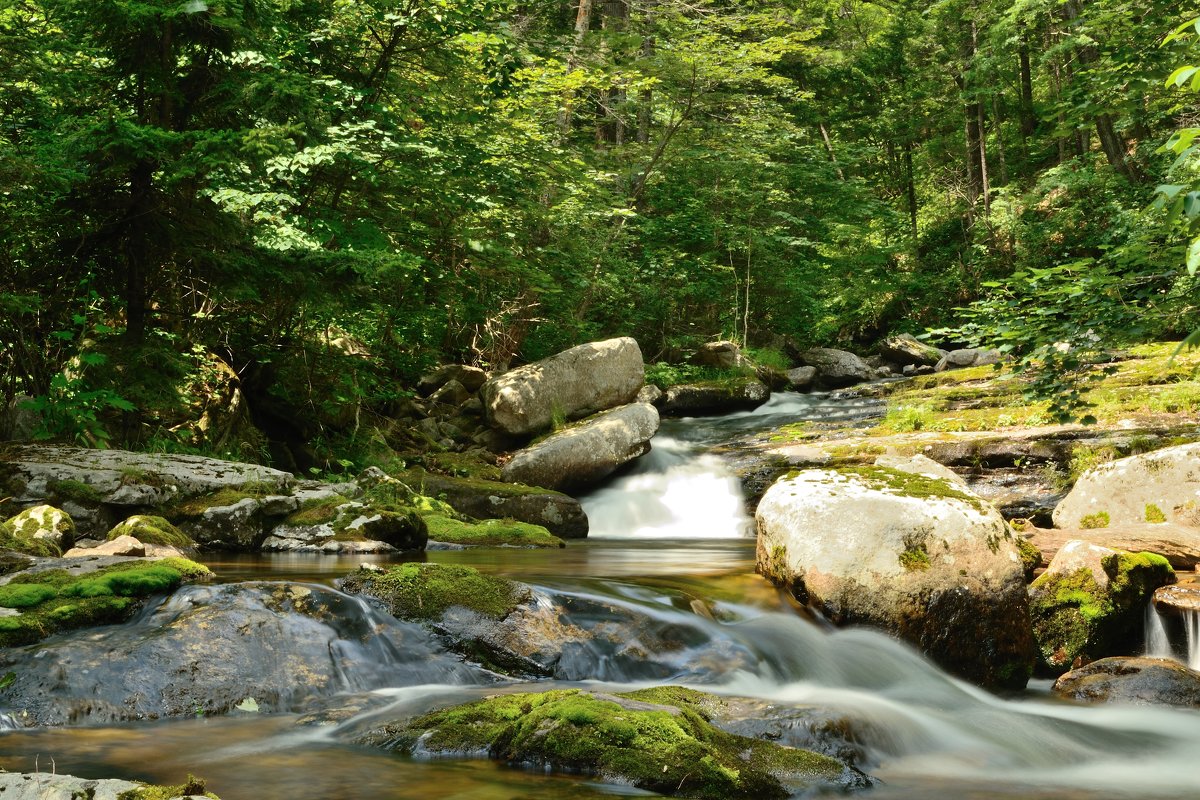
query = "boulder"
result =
(1053, 443, 1200, 530)
(1053, 657, 1200, 707)
(1028, 541, 1174, 675)
(363, 688, 864, 799)
(755, 466, 1034, 688)
(427, 378, 471, 409)
(0, 773, 145, 800)
(481, 337, 644, 436)
(694, 340, 750, 370)
(417, 364, 488, 396)
(405, 471, 588, 539)
(799, 348, 873, 388)
(67, 534, 146, 557)
(873, 453, 966, 487)
(934, 348, 1003, 372)
(2, 504, 74, 553)
(660, 378, 770, 416)
(502, 403, 659, 492)
(637, 383, 664, 405)
(105, 514, 192, 549)
(786, 366, 817, 390)
(1152, 580, 1200, 616)
(1024, 522, 1200, 570)
(879, 334, 946, 367)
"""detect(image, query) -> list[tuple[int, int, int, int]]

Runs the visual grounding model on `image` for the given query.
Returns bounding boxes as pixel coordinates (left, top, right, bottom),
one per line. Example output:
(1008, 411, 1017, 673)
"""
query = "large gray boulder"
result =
(0, 773, 146, 800)
(1054, 443, 1200, 529)
(482, 337, 644, 436)
(755, 465, 1033, 688)
(502, 403, 659, 492)
(799, 348, 873, 387)
(879, 334, 946, 367)
(1028, 541, 1174, 675)
(786, 366, 817, 390)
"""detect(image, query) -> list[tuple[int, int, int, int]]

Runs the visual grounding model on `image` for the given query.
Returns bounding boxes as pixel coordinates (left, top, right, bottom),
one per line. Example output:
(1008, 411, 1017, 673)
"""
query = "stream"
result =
(3, 393, 1200, 798)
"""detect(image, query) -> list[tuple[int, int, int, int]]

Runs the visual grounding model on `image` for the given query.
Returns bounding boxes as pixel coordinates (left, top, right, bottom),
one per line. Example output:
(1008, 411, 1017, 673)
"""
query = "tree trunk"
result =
(636, 0, 655, 145)
(819, 122, 845, 181)
(1018, 33, 1036, 143)
(557, 0, 594, 140)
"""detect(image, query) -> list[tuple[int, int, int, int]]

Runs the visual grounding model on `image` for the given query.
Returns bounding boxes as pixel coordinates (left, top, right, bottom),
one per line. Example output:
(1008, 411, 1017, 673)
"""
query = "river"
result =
(1, 393, 1198, 799)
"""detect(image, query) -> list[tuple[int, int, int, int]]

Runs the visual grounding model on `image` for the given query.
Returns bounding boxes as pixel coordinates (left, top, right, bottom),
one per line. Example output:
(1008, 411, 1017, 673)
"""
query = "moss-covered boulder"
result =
(1, 504, 74, 555)
(363, 688, 865, 799)
(756, 465, 1034, 689)
(1029, 541, 1175, 675)
(0, 556, 211, 647)
(659, 377, 770, 416)
(424, 515, 564, 548)
(401, 469, 588, 539)
(1053, 657, 1200, 707)
(341, 562, 529, 622)
(106, 515, 192, 548)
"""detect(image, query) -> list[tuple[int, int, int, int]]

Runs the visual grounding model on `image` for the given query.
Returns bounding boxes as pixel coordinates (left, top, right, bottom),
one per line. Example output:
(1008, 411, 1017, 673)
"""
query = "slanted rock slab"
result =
(501, 403, 659, 491)
(755, 465, 1034, 688)
(1053, 442, 1200, 529)
(1024, 522, 1200, 570)
(1054, 657, 1200, 707)
(482, 337, 644, 436)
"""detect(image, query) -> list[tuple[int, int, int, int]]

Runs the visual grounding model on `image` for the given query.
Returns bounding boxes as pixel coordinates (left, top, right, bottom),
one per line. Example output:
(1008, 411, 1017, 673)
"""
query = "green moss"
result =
(117, 775, 218, 800)
(47, 478, 105, 505)
(834, 466, 988, 513)
(1145, 504, 1167, 524)
(383, 688, 848, 800)
(0, 559, 209, 647)
(423, 515, 565, 548)
(399, 467, 569, 498)
(339, 562, 528, 621)
(1015, 536, 1042, 578)
(1080, 511, 1111, 529)
(284, 496, 352, 526)
(423, 452, 504, 482)
(1029, 551, 1175, 673)
(107, 515, 192, 547)
(167, 487, 268, 518)
(899, 546, 931, 571)
(0, 523, 60, 557)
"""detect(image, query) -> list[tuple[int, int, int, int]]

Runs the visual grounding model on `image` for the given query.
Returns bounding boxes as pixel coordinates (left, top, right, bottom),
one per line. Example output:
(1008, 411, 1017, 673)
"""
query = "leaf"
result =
(235, 697, 260, 712)
(1188, 238, 1200, 276)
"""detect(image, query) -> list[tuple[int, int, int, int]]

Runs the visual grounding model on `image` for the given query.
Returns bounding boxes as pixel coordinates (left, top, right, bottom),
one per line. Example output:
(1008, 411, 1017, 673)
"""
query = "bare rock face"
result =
(501, 403, 659, 492)
(1024, 522, 1200, 570)
(799, 348, 873, 388)
(1053, 443, 1200, 529)
(1028, 541, 1174, 675)
(1054, 657, 1200, 707)
(755, 465, 1033, 688)
(481, 337, 645, 436)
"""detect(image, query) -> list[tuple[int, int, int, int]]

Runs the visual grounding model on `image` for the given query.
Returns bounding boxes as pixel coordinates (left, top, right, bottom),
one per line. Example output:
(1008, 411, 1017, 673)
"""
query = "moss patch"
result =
(423, 515, 564, 548)
(1080, 511, 1111, 529)
(284, 496, 352, 527)
(1015, 536, 1042, 578)
(899, 546, 931, 571)
(379, 688, 849, 800)
(167, 486, 274, 518)
(0, 524, 60, 558)
(339, 562, 528, 621)
(833, 465, 988, 514)
(1145, 504, 1167, 524)
(47, 478, 105, 505)
(107, 515, 192, 547)
(117, 775, 219, 800)
(0, 558, 210, 647)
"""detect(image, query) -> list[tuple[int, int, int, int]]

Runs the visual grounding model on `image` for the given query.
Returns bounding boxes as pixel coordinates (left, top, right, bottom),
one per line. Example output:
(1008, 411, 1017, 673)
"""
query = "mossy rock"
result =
(1015, 535, 1043, 579)
(339, 562, 528, 622)
(118, 775, 220, 800)
(1, 504, 75, 556)
(423, 514, 565, 548)
(1029, 546, 1174, 675)
(0, 557, 212, 647)
(166, 485, 274, 518)
(375, 687, 856, 799)
(832, 465, 989, 514)
(107, 515, 193, 548)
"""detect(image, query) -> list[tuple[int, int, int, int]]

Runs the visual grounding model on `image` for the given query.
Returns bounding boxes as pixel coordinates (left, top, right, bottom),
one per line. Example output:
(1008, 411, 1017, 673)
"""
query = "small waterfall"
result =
(1183, 610, 1200, 670)
(1144, 603, 1173, 659)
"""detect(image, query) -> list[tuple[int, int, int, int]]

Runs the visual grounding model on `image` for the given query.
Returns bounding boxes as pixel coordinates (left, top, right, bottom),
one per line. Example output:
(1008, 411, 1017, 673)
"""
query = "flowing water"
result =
(3, 391, 1200, 799)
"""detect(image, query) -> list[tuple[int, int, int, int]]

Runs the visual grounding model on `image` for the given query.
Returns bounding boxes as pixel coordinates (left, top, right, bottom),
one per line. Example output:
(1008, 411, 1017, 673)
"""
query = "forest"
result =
(2, 0, 1199, 466)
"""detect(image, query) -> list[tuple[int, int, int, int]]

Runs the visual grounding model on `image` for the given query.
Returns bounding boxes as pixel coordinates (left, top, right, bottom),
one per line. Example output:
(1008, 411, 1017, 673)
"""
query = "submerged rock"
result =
(481, 337, 645, 436)
(755, 465, 1034, 688)
(659, 377, 770, 416)
(0, 581, 487, 726)
(1053, 442, 1200, 529)
(501, 403, 659, 491)
(362, 687, 866, 799)
(1028, 541, 1174, 675)
(1054, 657, 1200, 707)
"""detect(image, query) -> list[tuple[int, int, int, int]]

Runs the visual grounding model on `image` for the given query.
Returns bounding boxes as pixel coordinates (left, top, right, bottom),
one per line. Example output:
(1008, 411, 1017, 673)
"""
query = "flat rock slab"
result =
(0, 773, 144, 800)
(0, 444, 294, 508)
(1025, 522, 1200, 570)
